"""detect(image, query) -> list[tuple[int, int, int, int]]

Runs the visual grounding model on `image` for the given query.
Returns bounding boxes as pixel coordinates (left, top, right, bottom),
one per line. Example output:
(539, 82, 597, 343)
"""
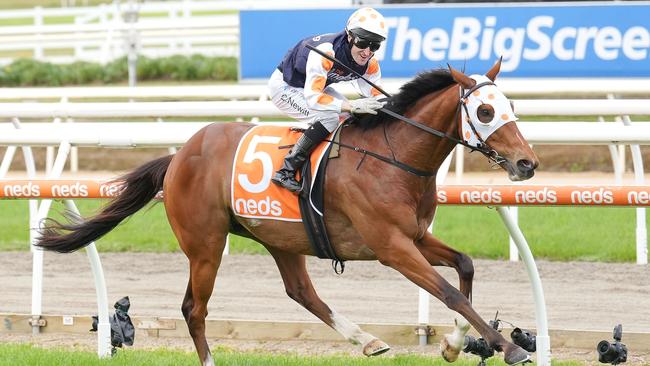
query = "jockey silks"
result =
(275, 30, 383, 114)
(278, 31, 368, 88)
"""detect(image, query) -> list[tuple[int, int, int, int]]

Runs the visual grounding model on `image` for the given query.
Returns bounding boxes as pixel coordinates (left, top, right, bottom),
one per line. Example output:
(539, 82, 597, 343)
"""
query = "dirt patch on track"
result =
(1, 252, 648, 364)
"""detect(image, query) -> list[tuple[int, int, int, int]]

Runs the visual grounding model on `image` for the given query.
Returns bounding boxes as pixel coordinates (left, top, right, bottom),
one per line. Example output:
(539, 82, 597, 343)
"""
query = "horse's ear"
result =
(448, 63, 474, 89)
(485, 57, 502, 82)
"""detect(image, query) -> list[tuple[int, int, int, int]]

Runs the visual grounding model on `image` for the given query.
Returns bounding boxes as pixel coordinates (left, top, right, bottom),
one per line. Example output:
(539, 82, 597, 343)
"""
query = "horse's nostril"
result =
(517, 159, 535, 171)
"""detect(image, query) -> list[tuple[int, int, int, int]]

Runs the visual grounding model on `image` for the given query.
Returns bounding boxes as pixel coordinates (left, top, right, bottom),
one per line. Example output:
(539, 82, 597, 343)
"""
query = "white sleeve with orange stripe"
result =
(356, 58, 383, 98)
(304, 43, 343, 113)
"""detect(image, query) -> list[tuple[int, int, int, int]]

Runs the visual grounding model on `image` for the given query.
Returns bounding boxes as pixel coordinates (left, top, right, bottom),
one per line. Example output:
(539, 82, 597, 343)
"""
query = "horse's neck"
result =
(389, 85, 459, 174)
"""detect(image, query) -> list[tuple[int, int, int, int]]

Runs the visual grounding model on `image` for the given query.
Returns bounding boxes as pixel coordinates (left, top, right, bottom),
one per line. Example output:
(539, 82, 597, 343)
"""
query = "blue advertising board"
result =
(240, 3, 650, 79)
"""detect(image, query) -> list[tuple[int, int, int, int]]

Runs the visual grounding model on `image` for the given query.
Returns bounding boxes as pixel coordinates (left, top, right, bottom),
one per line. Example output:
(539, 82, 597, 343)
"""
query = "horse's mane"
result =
(354, 68, 456, 130)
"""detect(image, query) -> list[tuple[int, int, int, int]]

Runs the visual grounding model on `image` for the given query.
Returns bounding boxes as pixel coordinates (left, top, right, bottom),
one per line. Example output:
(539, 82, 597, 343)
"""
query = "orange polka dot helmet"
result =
(346, 7, 387, 42)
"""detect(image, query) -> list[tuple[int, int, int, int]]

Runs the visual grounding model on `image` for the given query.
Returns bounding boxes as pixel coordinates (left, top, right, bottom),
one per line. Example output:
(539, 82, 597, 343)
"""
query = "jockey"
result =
(268, 7, 388, 192)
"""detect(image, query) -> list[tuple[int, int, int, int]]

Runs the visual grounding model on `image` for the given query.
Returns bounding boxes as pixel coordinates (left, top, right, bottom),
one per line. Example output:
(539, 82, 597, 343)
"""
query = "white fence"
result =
(2, 120, 650, 147)
(0, 0, 357, 65)
(1, 78, 649, 101)
(1, 98, 650, 119)
(0, 14, 240, 64)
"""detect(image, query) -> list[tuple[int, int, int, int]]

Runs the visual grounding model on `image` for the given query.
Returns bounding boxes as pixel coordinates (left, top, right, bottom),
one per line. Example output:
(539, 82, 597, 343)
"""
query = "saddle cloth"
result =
(231, 124, 332, 221)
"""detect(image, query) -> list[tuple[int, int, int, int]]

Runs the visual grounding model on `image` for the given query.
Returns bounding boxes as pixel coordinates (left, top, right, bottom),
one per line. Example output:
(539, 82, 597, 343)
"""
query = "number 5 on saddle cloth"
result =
(231, 124, 345, 272)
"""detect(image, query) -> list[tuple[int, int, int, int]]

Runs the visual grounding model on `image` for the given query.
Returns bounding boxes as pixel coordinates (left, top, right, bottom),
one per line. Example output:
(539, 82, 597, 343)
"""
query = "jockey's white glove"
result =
(349, 97, 386, 115)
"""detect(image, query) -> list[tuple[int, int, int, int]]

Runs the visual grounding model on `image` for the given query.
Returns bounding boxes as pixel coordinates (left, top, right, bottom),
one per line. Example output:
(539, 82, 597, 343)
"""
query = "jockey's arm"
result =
(303, 43, 344, 113)
(355, 58, 384, 99)
(343, 58, 385, 114)
(303, 44, 384, 114)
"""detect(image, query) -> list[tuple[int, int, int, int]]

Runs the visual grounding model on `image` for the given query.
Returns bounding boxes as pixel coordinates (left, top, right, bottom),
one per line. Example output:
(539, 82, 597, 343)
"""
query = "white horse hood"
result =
(460, 74, 517, 148)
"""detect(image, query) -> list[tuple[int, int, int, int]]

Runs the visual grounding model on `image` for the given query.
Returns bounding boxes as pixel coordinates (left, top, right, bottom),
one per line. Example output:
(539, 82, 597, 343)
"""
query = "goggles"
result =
(351, 35, 381, 52)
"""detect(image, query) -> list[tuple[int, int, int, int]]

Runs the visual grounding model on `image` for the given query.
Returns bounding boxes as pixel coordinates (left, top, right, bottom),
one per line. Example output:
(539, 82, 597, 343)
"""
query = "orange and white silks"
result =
(230, 125, 331, 222)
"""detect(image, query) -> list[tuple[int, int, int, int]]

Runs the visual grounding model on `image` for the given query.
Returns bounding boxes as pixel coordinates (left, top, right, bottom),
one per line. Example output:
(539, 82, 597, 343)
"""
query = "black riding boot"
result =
(272, 122, 330, 192)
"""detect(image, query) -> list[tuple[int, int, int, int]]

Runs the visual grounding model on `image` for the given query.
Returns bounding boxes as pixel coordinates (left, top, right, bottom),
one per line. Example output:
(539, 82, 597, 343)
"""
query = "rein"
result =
(327, 137, 435, 177)
(306, 44, 507, 174)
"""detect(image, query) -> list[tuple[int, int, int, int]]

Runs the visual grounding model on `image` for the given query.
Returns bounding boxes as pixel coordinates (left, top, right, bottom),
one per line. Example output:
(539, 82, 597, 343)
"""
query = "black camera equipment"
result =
(597, 324, 627, 365)
(511, 327, 537, 352)
(464, 335, 495, 359)
(110, 296, 135, 349)
(90, 296, 135, 356)
(462, 312, 535, 366)
(462, 313, 501, 366)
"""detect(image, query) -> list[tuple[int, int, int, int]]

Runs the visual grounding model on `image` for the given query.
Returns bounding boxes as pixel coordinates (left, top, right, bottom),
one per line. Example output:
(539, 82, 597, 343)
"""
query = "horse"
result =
(36, 59, 538, 366)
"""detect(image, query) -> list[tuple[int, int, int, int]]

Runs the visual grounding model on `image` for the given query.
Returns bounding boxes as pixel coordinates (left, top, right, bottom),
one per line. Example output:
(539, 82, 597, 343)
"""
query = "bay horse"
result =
(36, 60, 538, 366)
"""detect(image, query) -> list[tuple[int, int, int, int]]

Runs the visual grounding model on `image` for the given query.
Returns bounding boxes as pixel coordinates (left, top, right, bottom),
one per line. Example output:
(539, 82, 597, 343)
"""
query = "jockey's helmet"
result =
(346, 7, 387, 43)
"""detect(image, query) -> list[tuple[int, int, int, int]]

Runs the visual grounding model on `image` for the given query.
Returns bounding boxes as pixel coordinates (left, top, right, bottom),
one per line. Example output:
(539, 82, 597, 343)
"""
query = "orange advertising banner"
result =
(437, 185, 650, 206)
(2, 181, 650, 207)
(0, 180, 121, 199)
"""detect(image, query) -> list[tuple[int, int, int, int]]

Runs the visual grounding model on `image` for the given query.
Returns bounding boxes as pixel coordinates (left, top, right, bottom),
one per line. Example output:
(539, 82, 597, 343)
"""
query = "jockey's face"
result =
(348, 35, 376, 66)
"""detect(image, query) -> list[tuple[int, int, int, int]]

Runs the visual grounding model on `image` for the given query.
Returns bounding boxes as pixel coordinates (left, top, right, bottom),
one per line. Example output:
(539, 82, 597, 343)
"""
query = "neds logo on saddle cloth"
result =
(231, 125, 330, 221)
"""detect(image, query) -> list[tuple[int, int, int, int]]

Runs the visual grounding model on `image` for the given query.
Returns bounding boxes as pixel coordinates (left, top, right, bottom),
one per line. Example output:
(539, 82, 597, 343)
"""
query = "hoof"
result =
(440, 336, 461, 362)
(363, 338, 390, 357)
(440, 318, 471, 362)
(504, 344, 531, 365)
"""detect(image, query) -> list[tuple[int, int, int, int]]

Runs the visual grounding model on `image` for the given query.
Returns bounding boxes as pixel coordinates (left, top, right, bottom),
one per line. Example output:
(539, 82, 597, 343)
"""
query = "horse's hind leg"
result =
(173, 227, 227, 366)
(266, 247, 390, 357)
(169, 206, 228, 366)
(181, 275, 193, 323)
(416, 232, 474, 300)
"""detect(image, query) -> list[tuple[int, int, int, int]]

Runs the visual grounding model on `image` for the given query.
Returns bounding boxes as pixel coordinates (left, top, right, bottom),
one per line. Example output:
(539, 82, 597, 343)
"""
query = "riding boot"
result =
(272, 122, 330, 192)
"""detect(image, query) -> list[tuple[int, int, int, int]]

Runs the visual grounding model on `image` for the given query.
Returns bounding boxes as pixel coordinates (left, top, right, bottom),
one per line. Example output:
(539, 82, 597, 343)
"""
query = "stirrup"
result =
(271, 173, 302, 193)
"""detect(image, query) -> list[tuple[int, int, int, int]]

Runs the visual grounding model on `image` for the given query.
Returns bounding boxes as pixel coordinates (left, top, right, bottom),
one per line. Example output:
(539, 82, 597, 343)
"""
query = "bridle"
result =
(456, 81, 508, 166)
(379, 81, 507, 165)
(305, 44, 508, 176)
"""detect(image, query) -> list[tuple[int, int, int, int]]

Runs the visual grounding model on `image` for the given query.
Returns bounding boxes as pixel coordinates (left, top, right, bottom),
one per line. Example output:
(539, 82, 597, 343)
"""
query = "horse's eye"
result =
(476, 104, 494, 124)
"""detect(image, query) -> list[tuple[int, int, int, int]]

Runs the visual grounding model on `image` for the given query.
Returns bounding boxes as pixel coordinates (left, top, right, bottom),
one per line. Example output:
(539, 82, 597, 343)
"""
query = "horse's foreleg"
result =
(266, 247, 390, 357)
(416, 232, 474, 300)
(371, 234, 529, 365)
(415, 233, 475, 361)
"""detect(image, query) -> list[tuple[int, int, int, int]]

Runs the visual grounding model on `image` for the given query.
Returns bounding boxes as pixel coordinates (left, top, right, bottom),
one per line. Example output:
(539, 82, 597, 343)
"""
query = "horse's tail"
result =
(35, 154, 174, 253)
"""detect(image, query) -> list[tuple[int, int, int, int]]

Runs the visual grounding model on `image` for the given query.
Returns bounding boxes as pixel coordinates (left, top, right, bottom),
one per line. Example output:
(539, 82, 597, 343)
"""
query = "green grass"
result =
(0, 199, 643, 262)
(433, 206, 640, 262)
(0, 343, 586, 366)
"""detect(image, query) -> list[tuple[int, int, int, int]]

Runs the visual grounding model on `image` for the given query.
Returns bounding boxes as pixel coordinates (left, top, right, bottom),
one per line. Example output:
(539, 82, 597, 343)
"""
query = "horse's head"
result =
(449, 60, 539, 181)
